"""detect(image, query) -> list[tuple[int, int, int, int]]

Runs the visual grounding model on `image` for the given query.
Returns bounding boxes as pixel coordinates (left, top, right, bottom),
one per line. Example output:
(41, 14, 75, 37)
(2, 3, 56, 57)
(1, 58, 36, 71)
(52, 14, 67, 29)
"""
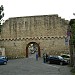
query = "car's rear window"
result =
(61, 55, 70, 58)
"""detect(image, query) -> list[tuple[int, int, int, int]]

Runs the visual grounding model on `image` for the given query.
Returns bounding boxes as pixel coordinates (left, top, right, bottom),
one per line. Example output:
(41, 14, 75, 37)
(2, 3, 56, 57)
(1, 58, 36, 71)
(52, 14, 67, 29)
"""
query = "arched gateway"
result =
(26, 42, 40, 58)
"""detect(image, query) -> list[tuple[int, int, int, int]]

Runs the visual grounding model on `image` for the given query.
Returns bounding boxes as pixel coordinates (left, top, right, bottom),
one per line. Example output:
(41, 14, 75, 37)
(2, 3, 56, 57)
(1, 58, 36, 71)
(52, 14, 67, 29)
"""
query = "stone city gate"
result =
(0, 14, 70, 58)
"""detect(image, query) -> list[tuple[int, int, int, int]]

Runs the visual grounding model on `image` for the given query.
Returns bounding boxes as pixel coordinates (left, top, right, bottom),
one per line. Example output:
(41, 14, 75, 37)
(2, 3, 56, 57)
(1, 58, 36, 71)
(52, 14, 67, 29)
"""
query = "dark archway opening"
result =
(26, 42, 40, 58)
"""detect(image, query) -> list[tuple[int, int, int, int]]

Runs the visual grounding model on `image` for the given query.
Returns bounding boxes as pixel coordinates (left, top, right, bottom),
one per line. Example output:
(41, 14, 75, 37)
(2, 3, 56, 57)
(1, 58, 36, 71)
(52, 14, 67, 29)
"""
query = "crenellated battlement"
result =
(0, 36, 67, 41)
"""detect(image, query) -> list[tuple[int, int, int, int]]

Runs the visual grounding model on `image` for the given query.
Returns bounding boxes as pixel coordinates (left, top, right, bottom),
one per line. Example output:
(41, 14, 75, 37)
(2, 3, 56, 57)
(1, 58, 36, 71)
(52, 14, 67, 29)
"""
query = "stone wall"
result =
(0, 36, 69, 58)
(1, 15, 68, 39)
(0, 48, 5, 56)
(0, 14, 69, 58)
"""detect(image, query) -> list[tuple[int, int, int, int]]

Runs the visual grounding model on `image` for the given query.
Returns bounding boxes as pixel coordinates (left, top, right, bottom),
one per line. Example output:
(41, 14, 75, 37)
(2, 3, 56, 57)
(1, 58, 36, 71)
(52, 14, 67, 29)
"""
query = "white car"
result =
(61, 54, 70, 63)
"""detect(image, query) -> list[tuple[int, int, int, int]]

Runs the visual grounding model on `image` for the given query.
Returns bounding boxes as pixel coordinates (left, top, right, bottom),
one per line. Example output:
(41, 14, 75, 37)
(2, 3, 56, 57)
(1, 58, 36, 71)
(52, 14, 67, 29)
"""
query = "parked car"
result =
(0, 56, 8, 61)
(47, 56, 68, 65)
(0, 58, 7, 65)
(61, 54, 70, 63)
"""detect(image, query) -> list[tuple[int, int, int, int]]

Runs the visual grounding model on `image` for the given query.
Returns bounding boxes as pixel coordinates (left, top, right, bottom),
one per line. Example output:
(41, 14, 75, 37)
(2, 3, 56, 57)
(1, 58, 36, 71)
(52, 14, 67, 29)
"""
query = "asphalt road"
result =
(0, 57, 72, 75)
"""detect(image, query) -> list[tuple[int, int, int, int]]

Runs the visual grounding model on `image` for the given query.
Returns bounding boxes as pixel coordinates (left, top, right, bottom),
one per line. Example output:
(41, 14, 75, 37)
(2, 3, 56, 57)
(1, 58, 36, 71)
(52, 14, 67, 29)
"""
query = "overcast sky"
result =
(0, 0, 75, 20)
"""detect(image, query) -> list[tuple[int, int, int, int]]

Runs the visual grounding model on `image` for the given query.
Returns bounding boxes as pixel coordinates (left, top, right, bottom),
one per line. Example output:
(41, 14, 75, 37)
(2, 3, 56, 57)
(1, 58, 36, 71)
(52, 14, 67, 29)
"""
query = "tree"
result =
(69, 19, 75, 67)
(0, 5, 4, 32)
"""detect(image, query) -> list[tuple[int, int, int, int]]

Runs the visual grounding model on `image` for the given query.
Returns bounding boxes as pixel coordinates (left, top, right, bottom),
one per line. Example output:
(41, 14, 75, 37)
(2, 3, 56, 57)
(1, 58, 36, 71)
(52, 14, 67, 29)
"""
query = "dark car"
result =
(0, 58, 7, 65)
(47, 56, 68, 65)
(0, 56, 8, 61)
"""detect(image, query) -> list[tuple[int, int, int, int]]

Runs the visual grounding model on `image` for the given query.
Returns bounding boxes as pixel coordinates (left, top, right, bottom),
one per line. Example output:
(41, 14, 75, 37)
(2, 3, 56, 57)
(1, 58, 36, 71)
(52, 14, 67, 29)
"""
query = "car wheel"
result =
(4, 62, 7, 65)
(60, 62, 63, 65)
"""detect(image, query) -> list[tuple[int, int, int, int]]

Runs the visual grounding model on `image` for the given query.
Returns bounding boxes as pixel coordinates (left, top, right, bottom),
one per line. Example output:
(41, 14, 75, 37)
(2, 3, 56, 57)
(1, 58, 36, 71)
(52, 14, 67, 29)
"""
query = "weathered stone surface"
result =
(0, 14, 69, 58)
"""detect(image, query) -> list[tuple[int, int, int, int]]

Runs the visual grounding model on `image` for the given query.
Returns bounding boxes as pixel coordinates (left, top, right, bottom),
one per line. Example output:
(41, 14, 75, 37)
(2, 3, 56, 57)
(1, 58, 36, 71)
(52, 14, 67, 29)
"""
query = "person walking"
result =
(46, 53, 48, 63)
(36, 52, 38, 61)
(43, 53, 46, 63)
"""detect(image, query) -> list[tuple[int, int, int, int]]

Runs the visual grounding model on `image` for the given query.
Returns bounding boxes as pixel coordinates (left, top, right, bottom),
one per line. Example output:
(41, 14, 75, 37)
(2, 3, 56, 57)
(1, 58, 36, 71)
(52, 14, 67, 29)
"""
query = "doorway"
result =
(26, 42, 40, 58)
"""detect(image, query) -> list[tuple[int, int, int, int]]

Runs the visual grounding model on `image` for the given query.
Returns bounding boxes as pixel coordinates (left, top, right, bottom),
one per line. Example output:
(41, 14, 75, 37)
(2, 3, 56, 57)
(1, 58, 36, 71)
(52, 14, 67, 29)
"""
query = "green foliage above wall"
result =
(69, 19, 75, 45)
(0, 5, 4, 32)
